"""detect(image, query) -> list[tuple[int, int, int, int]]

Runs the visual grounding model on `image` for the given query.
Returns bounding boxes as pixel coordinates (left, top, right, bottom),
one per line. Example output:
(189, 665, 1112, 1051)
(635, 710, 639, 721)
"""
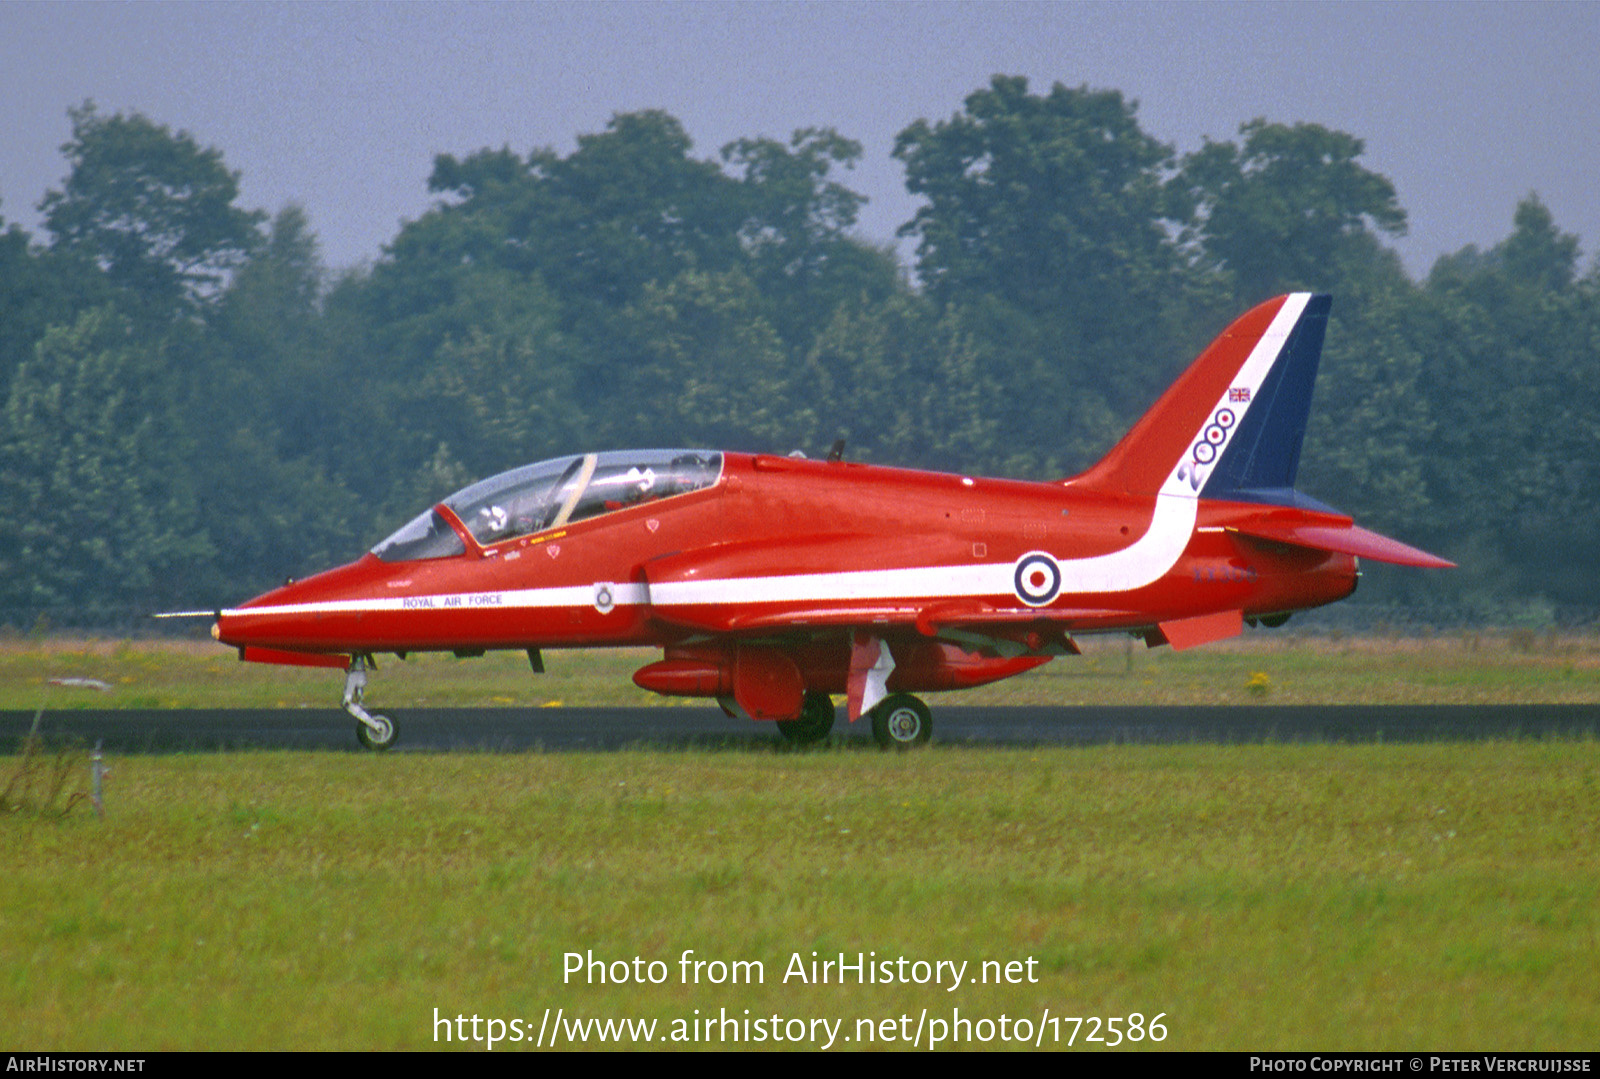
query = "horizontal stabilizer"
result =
(1231, 520, 1454, 569)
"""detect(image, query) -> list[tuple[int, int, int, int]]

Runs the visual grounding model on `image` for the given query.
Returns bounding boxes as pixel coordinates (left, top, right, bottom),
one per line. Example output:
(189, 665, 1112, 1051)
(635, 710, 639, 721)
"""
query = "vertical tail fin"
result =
(1069, 293, 1331, 501)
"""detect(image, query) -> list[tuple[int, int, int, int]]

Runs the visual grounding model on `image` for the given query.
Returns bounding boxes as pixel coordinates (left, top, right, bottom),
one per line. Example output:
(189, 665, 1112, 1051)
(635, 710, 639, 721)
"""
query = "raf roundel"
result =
(1013, 552, 1062, 607)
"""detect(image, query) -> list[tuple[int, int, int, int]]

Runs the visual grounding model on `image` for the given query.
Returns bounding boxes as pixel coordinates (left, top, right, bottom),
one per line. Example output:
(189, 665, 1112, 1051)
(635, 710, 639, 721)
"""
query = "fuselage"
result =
(215, 449, 1358, 660)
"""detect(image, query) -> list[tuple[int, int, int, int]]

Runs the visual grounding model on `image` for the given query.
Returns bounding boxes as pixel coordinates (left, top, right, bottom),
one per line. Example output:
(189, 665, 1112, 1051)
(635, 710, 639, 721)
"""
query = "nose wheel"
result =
(355, 712, 398, 751)
(343, 656, 399, 751)
(869, 693, 932, 750)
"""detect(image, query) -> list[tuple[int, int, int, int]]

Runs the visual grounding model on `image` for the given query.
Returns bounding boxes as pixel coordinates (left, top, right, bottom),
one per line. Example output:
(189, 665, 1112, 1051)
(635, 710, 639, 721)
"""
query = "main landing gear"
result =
(869, 693, 932, 750)
(343, 655, 398, 751)
(774, 690, 934, 750)
(777, 691, 837, 745)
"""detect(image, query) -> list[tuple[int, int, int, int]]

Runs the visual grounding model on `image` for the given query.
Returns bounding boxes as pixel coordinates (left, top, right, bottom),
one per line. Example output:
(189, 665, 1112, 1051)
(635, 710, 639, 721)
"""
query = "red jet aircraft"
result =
(202, 293, 1450, 749)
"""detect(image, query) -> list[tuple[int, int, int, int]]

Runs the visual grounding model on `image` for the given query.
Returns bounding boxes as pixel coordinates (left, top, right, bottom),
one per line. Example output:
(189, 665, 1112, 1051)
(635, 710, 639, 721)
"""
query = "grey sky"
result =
(3, 1, 1596, 278)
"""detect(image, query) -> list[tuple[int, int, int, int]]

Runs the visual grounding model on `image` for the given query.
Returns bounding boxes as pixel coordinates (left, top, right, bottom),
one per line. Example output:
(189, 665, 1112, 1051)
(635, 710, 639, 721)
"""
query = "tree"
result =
(0, 308, 209, 613)
(211, 205, 328, 452)
(894, 76, 1180, 319)
(1415, 197, 1600, 610)
(608, 269, 800, 452)
(1498, 194, 1581, 293)
(358, 110, 894, 478)
(720, 129, 896, 350)
(723, 128, 866, 271)
(173, 206, 369, 595)
(1297, 296, 1434, 539)
(411, 271, 579, 481)
(889, 78, 1214, 479)
(40, 102, 264, 322)
(1173, 120, 1407, 307)
(797, 293, 1003, 474)
(414, 110, 744, 320)
(0, 211, 102, 393)
(549, 111, 745, 307)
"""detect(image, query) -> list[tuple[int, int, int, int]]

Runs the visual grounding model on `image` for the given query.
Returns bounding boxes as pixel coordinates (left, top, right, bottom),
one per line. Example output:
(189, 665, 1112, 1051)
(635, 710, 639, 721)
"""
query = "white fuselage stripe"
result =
(650, 493, 1198, 606)
(224, 495, 1198, 617)
(227, 584, 648, 618)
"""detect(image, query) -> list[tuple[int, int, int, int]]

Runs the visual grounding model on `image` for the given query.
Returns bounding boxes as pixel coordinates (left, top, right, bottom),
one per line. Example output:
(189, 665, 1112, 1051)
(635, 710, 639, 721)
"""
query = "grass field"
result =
(5, 628, 1600, 711)
(3, 745, 1597, 1051)
(2, 634, 1598, 1051)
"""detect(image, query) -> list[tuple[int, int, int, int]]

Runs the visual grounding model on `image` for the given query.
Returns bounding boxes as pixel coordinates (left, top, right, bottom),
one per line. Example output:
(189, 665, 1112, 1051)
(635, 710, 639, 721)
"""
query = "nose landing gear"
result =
(343, 656, 399, 751)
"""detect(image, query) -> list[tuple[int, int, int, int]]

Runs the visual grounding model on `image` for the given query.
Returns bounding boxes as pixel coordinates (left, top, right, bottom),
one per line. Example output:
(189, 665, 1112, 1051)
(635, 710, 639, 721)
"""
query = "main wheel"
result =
(777, 691, 836, 745)
(870, 693, 931, 750)
(356, 713, 398, 751)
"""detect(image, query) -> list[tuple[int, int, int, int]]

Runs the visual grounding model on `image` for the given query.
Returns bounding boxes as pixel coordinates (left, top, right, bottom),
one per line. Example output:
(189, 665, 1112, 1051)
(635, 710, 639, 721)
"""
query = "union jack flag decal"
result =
(1229, 387, 1251, 403)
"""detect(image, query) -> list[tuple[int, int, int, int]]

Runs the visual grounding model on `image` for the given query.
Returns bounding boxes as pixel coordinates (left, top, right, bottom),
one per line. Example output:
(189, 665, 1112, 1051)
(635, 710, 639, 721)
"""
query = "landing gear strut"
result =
(870, 693, 932, 750)
(343, 655, 398, 751)
(777, 691, 836, 745)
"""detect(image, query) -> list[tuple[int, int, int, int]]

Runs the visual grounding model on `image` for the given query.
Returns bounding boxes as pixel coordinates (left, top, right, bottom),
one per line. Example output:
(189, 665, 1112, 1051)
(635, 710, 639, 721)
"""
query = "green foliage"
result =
(891, 76, 1209, 477)
(0, 220, 102, 393)
(799, 293, 1005, 473)
(0, 308, 211, 609)
(1499, 195, 1581, 293)
(0, 90, 1597, 616)
(40, 102, 265, 322)
(610, 269, 800, 451)
(722, 128, 900, 351)
(1175, 120, 1407, 307)
(1413, 197, 1600, 608)
(894, 76, 1178, 315)
(417, 110, 744, 320)
(1299, 290, 1435, 536)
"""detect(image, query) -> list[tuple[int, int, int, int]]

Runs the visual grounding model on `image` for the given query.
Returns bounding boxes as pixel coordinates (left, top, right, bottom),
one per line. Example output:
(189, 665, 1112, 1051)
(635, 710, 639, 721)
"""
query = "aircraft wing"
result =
(642, 533, 1166, 640)
(649, 600, 1137, 636)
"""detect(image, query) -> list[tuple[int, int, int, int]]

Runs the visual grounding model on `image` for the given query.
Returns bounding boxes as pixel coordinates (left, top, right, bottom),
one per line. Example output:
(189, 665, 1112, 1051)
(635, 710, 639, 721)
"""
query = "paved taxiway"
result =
(2, 705, 1596, 752)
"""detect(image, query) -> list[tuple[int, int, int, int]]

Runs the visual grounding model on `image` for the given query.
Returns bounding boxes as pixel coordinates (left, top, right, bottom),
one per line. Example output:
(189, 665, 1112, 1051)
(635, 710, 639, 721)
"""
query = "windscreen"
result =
(371, 450, 722, 561)
(370, 507, 466, 562)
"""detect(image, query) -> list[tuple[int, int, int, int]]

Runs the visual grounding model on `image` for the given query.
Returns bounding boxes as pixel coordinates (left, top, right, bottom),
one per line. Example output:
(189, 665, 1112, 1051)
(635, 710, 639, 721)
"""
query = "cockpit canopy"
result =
(373, 450, 723, 562)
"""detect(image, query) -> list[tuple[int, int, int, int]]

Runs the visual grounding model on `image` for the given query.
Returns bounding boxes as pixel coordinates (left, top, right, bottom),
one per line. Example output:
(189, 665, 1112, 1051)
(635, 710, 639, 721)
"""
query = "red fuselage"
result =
(217, 451, 1357, 664)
